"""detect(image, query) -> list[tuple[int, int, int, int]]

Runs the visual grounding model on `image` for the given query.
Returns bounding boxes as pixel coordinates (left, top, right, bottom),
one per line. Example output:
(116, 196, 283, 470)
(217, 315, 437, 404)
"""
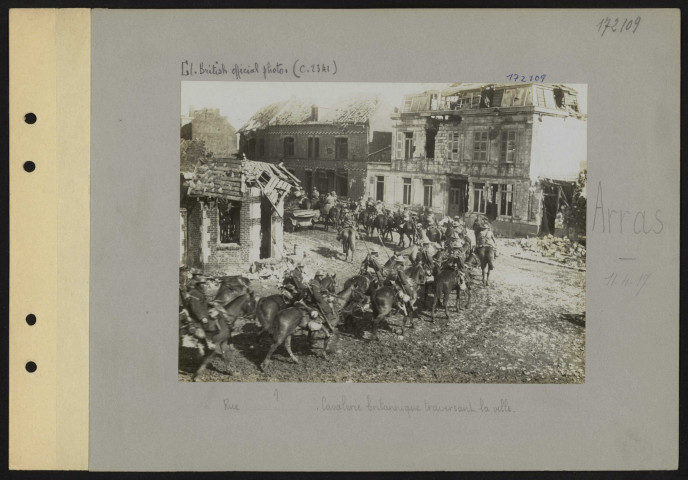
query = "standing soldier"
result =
(478, 223, 498, 261)
(311, 187, 320, 203)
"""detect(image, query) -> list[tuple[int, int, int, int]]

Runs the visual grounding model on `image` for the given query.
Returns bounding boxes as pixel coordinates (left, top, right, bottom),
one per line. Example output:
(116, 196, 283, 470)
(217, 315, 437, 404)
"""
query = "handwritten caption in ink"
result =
(319, 396, 513, 417)
(597, 16, 641, 37)
(221, 395, 514, 416)
(181, 60, 338, 80)
(506, 74, 546, 83)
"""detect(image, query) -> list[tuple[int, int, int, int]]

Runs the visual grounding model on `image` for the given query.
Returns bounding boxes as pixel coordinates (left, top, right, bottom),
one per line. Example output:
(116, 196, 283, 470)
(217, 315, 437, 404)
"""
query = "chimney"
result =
(311, 105, 318, 121)
(189, 105, 195, 117)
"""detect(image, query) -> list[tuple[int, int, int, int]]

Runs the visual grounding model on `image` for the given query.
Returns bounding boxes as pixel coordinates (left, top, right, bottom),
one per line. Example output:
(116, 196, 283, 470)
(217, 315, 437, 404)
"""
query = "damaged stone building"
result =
(367, 83, 587, 236)
(237, 94, 393, 200)
(181, 107, 238, 157)
(180, 158, 300, 271)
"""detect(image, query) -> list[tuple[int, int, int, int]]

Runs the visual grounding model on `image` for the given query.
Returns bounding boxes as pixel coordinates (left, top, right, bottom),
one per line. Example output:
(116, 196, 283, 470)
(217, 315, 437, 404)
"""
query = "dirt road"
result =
(179, 226, 585, 383)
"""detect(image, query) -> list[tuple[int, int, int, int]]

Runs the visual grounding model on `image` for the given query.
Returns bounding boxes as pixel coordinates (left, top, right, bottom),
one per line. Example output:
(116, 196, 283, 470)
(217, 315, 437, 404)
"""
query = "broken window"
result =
(473, 131, 488, 162)
(499, 184, 514, 216)
(218, 200, 241, 244)
(335, 137, 348, 160)
(283, 137, 294, 157)
(470, 94, 481, 109)
(404, 132, 414, 160)
(308, 137, 320, 158)
(423, 179, 433, 207)
(425, 128, 437, 158)
(402, 177, 412, 205)
(480, 87, 495, 108)
(553, 87, 565, 108)
(500, 131, 516, 163)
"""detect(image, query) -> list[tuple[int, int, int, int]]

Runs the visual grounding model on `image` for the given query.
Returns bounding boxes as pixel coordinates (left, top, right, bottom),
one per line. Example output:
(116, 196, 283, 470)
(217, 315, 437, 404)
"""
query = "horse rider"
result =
(444, 238, 467, 272)
(422, 207, 437, 228)
(374, 200, 385, 215)
(384, 255, 414, 302)
(360, 246, 386, 285)
(357, 195, 367, 213)
(309, 270, 338, 328)
(336, 205, 357, 240)
(420, 237, 441, 266)
(282, 261, 306, 303)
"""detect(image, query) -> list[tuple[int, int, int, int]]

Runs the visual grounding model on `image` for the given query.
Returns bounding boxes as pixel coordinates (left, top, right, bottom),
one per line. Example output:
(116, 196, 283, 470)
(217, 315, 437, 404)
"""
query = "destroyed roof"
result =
(186, 158, 300, 201)
(441, 83, 578, 96)
(238, 94, 387, 131)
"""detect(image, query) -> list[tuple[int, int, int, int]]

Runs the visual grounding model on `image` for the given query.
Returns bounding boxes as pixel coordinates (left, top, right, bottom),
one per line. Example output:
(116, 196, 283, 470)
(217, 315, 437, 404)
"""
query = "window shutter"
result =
(395, 132, 403, 160)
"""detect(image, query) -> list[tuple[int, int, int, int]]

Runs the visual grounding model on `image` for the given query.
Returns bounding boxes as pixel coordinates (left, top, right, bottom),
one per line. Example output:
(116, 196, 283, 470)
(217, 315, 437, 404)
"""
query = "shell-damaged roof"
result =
(187, 158, 300, 200)
(440, 83, 578, 96)
(239, 94, 386, 132)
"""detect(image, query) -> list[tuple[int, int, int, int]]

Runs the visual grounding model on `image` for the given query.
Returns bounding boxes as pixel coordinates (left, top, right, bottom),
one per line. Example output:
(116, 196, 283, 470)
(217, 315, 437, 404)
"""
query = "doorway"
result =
(448, 178, 468, 218)
(260, 196, 272, 259)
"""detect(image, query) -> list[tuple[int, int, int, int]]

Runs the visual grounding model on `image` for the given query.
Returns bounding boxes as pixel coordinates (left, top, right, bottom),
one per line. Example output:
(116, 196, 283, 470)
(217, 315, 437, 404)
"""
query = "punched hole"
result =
(26, 314, 37, 326)
(23, 161, 36, 172)
(25, 361, 37, 373)
(24, 113, 37, 124)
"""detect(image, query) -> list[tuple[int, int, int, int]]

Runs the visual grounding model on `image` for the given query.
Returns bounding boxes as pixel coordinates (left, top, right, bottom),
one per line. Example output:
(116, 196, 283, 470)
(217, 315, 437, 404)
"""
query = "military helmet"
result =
(314, 270, 325, 278)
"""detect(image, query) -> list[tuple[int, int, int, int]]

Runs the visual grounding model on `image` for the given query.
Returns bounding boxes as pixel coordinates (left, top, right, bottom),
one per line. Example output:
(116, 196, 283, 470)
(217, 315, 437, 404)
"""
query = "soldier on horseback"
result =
(309, 270, 339, 331)
(336, 204, 357, 241)
(282, 261, 306, 304)
(361, 246, 386, 285)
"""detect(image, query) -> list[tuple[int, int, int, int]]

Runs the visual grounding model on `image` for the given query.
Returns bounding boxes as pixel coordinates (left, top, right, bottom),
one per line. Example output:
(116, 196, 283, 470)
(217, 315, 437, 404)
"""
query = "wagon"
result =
(284, 209, 318, 232)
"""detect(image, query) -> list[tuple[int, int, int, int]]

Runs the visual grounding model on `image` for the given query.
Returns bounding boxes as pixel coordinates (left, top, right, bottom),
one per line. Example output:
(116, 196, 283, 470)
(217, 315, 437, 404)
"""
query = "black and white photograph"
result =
(178, 82, 587, 383)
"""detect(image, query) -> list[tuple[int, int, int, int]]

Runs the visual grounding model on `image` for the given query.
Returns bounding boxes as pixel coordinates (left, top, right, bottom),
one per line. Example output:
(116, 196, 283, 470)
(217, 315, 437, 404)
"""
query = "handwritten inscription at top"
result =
(181, 60, 338, 80)
(597, 16, 641, 37)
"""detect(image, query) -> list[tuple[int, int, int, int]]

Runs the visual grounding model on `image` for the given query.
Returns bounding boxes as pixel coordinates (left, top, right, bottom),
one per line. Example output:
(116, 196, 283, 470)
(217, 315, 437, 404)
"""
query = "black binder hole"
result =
(25, 361, 37, 373)
(23, 161, 36, 172)
(26, 314, 37, 325)
(24, 113, 37, 124)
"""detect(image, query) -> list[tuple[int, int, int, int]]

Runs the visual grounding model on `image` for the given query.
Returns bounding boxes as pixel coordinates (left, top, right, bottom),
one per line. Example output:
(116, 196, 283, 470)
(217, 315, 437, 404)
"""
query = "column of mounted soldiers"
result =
(179, 189, 499, 379)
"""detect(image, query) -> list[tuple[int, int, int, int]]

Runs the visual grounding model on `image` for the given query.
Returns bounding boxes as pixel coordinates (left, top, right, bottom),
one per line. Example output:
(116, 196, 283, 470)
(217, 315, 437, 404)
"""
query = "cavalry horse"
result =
(181, 291, 258, 381)
(257, 284, 356, 371)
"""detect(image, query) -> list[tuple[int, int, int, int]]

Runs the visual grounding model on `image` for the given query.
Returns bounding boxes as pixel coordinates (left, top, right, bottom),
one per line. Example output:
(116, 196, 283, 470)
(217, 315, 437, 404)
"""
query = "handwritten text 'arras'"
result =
(591, 182, 663, 235)
(181, 60, 338, 80)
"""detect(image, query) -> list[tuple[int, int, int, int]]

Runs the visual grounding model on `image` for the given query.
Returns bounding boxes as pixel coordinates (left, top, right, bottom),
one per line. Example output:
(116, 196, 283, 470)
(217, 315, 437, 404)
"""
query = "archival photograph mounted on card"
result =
(178, 82, 587, 383)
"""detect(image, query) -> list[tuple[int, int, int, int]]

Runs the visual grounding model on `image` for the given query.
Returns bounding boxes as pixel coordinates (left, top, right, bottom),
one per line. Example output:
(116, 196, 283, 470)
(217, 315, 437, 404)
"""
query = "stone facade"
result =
(369, 83, 586, 236)
(188, 108, 237, 157)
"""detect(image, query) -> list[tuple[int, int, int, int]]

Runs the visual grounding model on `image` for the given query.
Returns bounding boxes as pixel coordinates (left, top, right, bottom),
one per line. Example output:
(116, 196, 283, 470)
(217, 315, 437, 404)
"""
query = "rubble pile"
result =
(245, 254, 329, 286)
(510, 235, 586, 268)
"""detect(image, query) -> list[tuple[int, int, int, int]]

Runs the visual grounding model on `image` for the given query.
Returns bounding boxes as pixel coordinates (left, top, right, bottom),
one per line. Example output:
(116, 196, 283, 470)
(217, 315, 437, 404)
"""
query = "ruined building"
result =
(237, 94, 393, 200)
(180, 158, 300, 271)
(367, 83, 587, 236)
(181, 107, 237, 158)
